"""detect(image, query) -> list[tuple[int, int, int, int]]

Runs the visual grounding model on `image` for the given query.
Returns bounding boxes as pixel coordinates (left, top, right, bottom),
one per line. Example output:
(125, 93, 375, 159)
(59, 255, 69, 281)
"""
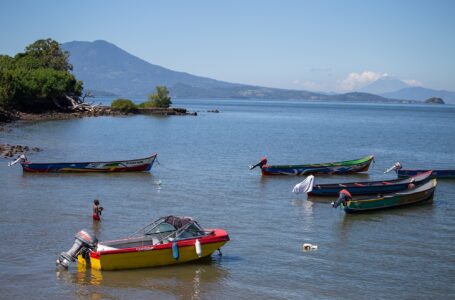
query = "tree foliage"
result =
(0, 38, 82, 112)
(141, 86, 172, 108)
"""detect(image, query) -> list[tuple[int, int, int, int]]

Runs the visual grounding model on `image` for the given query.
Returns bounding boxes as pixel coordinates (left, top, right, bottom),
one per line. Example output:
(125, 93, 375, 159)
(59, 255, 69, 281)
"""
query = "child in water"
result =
(93, 199, 103, 221)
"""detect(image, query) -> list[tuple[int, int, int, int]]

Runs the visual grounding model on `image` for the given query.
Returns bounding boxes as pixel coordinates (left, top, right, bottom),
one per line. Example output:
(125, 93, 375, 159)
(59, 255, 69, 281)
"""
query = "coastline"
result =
(0, 106, 196, 157)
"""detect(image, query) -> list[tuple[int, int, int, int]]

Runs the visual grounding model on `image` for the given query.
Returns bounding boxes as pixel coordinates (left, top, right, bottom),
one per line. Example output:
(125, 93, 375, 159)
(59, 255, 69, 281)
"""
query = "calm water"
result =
(1, 99, 454, 299)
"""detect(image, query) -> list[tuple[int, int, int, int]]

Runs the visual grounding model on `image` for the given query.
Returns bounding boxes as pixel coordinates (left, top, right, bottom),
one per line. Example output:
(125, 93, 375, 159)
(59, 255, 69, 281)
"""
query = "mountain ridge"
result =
(62, 40, 426, 103)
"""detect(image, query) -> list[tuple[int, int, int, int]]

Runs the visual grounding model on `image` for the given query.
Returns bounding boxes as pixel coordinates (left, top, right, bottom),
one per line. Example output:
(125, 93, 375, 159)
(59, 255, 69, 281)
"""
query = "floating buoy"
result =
(172, 242, 179, 260)
(302, 243, 318, 251)
(195, 239, 202, 257)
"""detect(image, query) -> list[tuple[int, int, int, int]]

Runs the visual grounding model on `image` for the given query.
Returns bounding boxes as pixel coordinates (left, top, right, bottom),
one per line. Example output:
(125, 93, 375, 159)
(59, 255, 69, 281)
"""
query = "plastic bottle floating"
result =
(302, 243, 318, 252)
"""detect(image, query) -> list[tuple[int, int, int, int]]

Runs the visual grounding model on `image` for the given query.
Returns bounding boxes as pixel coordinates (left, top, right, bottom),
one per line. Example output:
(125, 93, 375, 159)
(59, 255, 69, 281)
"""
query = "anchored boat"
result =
(250, 155, 374, 176)
(334, 179, 437, 213)
(297, 171, 433, 196)
(385, 162, 455, 179)
(57, 216, 230, 270)
(8, 153, 157, 172)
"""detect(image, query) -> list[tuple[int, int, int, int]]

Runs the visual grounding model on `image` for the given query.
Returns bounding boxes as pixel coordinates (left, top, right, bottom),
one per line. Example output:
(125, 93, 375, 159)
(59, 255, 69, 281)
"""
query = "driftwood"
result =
(63, 94, 100, 112)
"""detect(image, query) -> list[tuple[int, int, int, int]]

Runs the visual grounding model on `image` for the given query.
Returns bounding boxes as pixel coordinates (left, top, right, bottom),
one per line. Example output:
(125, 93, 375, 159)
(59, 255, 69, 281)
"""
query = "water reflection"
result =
(56, 256, 228, 299)
(21, 171, 154, 180)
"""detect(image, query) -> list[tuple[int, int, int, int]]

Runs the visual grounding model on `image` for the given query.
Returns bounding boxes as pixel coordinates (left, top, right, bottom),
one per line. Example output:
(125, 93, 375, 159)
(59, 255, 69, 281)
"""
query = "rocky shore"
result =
(0, 106, 197, 124)
(0, 144, 42, 158)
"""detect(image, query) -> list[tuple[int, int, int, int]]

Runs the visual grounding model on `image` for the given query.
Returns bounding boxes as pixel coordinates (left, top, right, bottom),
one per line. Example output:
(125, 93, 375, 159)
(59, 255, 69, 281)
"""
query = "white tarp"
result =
(293, 175, 315, 194)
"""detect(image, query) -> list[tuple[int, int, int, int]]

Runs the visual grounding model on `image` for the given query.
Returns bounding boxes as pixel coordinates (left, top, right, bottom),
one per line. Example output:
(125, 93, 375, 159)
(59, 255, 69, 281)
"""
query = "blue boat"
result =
(307, 170, 433, 196)
(9, 153, 157, 173)
(385, 162, 455, 179)
(396, 169, 455, 179)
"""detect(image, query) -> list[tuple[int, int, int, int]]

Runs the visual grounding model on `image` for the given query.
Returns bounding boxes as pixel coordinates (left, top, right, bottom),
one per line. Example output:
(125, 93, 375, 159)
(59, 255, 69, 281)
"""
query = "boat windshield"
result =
(175, 222, 205, 239)
(141, 216, 206, 240)
(146, 222, 176, 234)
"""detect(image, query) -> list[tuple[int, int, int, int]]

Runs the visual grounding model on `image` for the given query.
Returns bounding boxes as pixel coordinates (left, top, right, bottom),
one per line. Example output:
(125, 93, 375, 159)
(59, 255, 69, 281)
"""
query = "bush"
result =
(111, 98, 137, 112)
(137, 101, 155, 109)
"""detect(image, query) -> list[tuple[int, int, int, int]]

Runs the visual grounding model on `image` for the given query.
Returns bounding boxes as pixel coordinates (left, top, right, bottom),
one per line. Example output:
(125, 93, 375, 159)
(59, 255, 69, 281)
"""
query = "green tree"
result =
(0, 39, 83, 112)
(0, 69, 16, 109)
(15, 38, 73, 71)
(148, 86, 172, 108)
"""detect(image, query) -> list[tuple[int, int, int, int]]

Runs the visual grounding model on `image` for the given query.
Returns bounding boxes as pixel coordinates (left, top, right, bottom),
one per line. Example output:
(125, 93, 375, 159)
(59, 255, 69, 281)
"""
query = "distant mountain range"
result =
(381, 87, 455, 103)
(359, 77, 455, 104)
(61, 40, 449, 104)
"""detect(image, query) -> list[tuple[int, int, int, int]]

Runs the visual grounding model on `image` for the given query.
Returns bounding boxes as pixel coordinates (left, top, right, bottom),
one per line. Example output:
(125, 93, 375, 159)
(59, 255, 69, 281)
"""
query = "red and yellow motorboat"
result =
(57, 216, 230, 271)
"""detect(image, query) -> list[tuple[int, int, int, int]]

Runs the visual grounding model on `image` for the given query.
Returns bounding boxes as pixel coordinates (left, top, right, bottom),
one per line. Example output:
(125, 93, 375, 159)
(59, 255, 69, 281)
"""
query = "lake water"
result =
(1, 99, 454, 299)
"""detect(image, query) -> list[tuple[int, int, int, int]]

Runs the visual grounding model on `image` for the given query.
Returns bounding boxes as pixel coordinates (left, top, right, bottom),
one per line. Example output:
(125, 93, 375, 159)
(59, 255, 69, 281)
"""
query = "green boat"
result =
(250, 155, 374, 176)
(340, 179, 437, 213)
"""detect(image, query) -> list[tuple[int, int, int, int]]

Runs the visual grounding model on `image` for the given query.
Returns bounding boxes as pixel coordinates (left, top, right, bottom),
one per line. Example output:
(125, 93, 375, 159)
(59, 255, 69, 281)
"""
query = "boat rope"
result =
(154, 158, 181, 172)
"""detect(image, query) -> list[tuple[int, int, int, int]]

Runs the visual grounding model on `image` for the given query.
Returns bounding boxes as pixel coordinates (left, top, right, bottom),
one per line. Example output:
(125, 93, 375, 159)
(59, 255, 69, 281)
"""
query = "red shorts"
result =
(92, 214, 101, 221)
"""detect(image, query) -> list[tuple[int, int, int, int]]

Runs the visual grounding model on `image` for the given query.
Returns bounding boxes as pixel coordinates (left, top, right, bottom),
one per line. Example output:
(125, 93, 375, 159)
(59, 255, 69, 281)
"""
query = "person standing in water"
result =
(93, 199, 103, 221)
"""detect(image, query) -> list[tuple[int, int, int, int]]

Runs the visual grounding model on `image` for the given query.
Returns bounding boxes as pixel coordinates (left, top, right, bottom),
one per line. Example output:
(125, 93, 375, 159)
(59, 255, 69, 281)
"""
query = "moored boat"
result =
(336, 179, 437, 213)
(250, 155, 374, 176)
(9, 153, 157, 172)
(57, 216, 230, 270)
(385, 162, 455, 179)
(301, 171, 433, 196)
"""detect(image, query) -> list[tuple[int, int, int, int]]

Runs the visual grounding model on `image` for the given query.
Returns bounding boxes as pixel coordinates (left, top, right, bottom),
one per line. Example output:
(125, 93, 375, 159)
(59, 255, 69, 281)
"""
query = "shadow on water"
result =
(56, 256, 229, 299)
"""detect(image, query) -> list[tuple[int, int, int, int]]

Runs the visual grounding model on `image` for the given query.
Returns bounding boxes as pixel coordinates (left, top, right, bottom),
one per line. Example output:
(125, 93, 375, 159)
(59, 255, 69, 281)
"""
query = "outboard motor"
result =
(249, 157, 268, 170)
(8, 154, 27, 167)
(384, 162, 402, 174)
(332, 189, 352, 208)
(56, 230, 97, 268)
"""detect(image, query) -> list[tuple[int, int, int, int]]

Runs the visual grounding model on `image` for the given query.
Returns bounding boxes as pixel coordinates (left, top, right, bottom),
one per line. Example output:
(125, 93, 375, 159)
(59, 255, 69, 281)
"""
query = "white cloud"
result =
(403, 79, 422, 87)
(338, 71, 388, 91)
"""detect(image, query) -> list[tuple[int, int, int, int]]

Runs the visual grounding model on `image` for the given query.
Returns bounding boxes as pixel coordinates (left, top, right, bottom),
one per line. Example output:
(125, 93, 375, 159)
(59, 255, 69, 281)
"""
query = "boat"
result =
(8, 153, 157, 172)
(250, 155, 374, 176)
(396, 169, 455, 178)
(336, 179, 437, 213)
(385, 162, 455, 179)
(303, 171, 433, 196)
(57, 216, 230, 270)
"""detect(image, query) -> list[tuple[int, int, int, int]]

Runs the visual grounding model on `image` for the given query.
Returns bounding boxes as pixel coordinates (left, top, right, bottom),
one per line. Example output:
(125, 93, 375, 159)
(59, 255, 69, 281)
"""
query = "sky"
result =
(1, 0, 454, 92)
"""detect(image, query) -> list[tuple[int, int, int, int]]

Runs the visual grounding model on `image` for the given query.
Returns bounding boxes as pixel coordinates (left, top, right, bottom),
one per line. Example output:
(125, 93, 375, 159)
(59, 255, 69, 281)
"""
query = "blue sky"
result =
(1, 0, 454, 92)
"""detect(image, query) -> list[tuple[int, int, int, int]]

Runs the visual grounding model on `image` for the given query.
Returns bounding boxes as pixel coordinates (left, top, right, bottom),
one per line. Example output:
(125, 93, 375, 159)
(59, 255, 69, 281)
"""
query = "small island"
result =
(0, 39, 196, 157)
(424, 97, 445, 104)
(0, 39, 195, 126)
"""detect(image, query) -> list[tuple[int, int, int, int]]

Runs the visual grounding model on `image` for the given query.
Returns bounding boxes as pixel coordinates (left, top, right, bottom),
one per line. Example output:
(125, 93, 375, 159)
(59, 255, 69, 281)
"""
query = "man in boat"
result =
(332, 189, 352, 208)
(93, 199, 103, 221)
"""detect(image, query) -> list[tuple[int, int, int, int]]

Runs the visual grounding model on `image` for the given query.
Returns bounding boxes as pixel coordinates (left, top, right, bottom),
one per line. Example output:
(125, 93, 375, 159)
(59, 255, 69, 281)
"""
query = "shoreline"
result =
(0, 105, 197, 124)
(0, 106, 196, 157)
